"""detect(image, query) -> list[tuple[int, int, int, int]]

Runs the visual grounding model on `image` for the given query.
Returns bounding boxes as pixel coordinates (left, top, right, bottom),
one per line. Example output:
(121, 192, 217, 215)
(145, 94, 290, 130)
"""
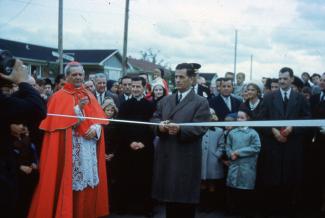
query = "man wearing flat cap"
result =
(191, 64, 211, 99)
(151, 63, 210, 218)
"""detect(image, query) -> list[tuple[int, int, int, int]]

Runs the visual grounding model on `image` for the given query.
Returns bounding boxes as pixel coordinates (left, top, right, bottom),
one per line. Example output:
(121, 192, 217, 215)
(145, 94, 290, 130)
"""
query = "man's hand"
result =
(20, 165, 33, 174)
(78, 96, 89, 110)
(31, 163, 38, 170)
(130, 142, 145, 150)
(0, 59, 29, 84)
(272, 128, 286, 142)
(105, 153, 114, 161)
(166, 123, 180, 135)
(273, 129, 287, 143)
(84, 128, 96, 140)
(10, 124, 29, 140)
(281, 126, 292, 137)
(159, 120, 169, 133)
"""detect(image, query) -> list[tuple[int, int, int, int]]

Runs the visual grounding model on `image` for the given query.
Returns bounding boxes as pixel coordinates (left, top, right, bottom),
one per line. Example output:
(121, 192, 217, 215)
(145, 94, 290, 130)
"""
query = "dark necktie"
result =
(176, 93, 182, 104)
(225, 96, 231, 111)
(99, 93, 103, 105)
(283, 91, 288, 113)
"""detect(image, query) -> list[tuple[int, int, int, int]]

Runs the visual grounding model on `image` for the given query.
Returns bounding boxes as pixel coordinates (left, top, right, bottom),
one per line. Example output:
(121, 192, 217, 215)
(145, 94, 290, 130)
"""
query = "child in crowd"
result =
(220, 113, 237, 166)
(200, 108, 224, 211)
(102, 98, 119, 212)
(224, 109, 261, 217)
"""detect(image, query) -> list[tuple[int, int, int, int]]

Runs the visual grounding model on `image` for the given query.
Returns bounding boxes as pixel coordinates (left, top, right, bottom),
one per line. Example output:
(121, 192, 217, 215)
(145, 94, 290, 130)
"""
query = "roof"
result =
(64, 49, 117, 63)
(0, 38, 118, 64)
(0, 38, 57, 62)
(128, 57, 160, 72)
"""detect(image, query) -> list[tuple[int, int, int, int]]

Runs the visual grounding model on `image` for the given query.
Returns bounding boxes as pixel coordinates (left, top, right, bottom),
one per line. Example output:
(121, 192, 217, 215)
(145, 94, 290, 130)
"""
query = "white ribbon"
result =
(47, 113, 325, 127)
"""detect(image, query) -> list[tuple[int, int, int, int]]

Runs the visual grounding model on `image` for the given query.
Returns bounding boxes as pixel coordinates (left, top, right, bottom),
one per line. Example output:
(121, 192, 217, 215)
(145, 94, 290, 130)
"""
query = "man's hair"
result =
(54, 74, 65, 85)
(175, 63, 201, 78)
(94, 73, 107, 81)
(44, 78, 53, 86)
(225, 72, 234, 77)
(216, 77, 223, 82)
(237, 72, 245, 78)
(271, 78, 279, 83)
(132, 77, 146, 87)
(84, 80, 95, 85)
(301, 72, 310, 78)
(311, 73, 321, 79)
(279, 67, 294, 77)
(121, 75, 132, 83)
(36, 78, 45, 87)
(64, 61, 84, 76)
(220, 77, 233, 86)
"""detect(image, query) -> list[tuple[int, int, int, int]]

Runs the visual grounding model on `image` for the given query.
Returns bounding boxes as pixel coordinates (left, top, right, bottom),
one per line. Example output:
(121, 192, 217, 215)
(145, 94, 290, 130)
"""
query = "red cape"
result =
(28, 84, 109, 218)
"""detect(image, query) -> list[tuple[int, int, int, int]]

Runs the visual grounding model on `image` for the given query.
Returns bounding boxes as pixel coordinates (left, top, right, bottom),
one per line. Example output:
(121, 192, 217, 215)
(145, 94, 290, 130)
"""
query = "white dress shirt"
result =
(280, 88, 292, 101)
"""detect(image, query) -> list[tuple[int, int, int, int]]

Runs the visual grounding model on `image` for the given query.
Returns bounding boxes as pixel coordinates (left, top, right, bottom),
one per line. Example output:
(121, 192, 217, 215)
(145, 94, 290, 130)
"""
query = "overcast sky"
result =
(0, 0, 324, 80)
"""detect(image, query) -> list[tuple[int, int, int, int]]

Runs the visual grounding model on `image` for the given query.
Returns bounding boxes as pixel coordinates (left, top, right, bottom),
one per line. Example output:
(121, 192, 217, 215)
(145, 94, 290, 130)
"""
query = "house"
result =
(128, 56, 172, 82)
(0, 38, 129, 80)
(64, 49, 129, 80)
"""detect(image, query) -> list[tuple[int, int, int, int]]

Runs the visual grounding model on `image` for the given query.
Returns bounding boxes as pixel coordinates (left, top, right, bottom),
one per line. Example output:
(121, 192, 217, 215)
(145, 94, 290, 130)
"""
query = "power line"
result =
(2, 0, 318, 32)
(0, 0, 33, 29)
(5, 0, 123, 15)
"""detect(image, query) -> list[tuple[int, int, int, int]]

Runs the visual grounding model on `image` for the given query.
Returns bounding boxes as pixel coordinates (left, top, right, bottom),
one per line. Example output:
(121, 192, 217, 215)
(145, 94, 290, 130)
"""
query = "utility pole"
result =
(122, 0, 130, 76)
(233, 29, 238, 78)
(250, 54, 253, 81)
(58, 0, 63, 74)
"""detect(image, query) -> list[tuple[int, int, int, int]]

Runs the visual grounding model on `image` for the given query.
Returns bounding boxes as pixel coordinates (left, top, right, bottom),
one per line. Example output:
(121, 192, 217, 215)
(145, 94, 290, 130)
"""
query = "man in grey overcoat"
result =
(151, 63, 210, 218)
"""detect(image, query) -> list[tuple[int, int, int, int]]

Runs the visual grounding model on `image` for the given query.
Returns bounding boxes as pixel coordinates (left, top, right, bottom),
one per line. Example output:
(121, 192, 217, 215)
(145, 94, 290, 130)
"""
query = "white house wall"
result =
(103, 55, 123, 80)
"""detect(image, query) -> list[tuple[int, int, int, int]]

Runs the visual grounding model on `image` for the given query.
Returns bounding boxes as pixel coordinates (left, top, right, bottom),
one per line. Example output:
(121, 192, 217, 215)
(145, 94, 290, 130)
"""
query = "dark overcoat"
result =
(257, 90, 310, 187)
(209, 94, 242, 121)
(114, 98, 155, 211)
(151, 90, 210, 204)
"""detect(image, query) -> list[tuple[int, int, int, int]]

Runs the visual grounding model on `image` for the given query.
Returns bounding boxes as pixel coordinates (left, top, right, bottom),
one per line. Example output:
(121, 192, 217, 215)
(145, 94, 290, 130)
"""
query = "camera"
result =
(0, 50, 16, 75)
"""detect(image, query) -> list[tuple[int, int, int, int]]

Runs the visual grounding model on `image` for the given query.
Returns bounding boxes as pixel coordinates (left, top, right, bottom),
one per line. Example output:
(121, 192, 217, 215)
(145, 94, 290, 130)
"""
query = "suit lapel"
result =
(285, 91, 297, 117)
(218, 95, 230, 114)
(168, 90, 195, 119)
(274, 91, 285, 116)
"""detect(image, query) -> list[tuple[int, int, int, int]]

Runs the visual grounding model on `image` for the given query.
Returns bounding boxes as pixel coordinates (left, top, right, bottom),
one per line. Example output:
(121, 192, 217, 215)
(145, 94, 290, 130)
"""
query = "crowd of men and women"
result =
(1, 57, 325, 218)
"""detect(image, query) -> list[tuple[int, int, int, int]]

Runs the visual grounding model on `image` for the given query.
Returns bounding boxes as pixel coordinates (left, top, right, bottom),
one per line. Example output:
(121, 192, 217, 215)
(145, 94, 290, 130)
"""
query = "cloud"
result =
(1, 0, 325, 79)
(155, 21, 191, 38)
(271, 28, 325, 51)
(296, 0, 325, 29)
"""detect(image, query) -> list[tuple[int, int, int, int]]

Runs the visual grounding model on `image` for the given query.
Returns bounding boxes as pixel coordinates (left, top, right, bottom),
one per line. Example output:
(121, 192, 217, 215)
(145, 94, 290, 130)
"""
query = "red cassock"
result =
(28, 83, 109, 218)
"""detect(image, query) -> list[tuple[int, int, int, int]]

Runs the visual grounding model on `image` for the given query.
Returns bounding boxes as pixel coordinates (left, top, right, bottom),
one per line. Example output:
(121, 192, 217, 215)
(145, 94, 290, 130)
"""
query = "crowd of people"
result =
(0, 56, 325, 218)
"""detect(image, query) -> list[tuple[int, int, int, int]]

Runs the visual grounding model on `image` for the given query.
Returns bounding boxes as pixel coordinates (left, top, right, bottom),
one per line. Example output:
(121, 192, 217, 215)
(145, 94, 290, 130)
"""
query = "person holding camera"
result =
(0, 50, 47, 217)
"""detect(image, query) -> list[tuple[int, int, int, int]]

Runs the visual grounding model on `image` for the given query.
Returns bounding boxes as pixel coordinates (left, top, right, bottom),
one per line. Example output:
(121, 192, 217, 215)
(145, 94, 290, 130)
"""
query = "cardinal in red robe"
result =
(28, 62, 109, 218)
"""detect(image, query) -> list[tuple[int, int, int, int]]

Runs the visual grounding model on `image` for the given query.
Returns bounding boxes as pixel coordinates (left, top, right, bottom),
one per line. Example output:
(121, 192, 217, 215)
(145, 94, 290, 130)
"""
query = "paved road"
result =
(106, 206, 324, 218)
(107, 207, 226, 218)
